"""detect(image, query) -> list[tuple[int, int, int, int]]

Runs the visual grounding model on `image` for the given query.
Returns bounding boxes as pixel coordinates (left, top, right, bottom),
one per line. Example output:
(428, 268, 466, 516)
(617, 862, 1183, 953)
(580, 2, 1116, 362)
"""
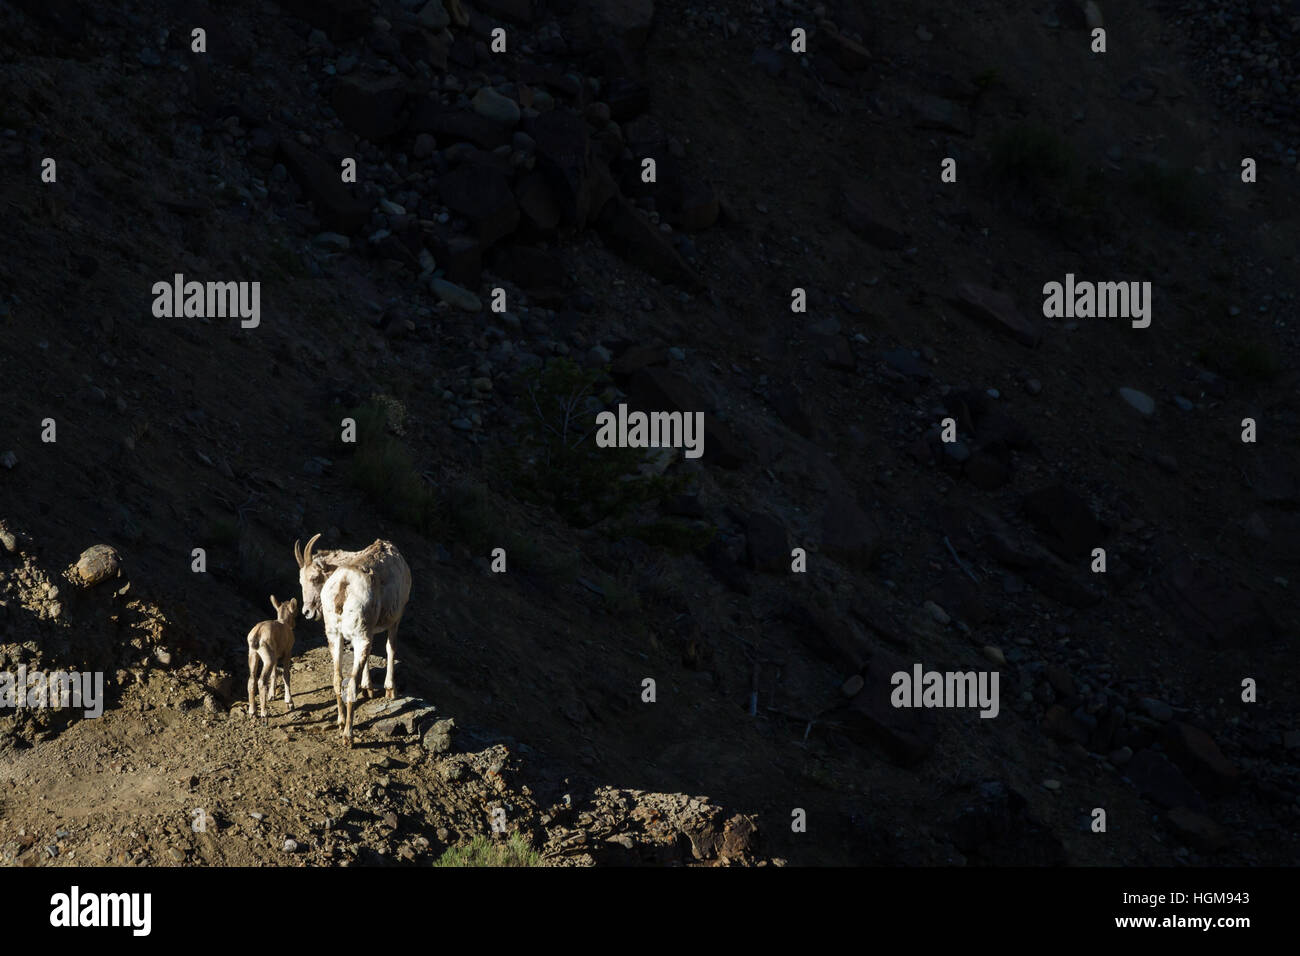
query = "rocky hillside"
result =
(0, 0, 1297, 865)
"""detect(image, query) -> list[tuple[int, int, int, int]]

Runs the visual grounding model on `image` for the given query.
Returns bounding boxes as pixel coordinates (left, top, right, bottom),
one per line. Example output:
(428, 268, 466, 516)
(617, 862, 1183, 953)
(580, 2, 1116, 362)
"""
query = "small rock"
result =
(923, 600, 950, 625)
(312, 232, 351, 251)
(1042, 779, 1061, 791)
(422, 717, 456, 754)
(69, 544, 121, 588)
(418, 0, 450, 29)
(283, 839, 299, 853)
(413, 133, 437, 160)
(1118, 387, 1155, 417)
(471, 87, 521, 128)
(1, 451, 16, 469)
(1166, 807, 1227, 853)
(1084, 2, 1104, 30)
(982, 646, 1006, 666)
(430, 277, 482, 312)
(1140, 697, 1173, 722)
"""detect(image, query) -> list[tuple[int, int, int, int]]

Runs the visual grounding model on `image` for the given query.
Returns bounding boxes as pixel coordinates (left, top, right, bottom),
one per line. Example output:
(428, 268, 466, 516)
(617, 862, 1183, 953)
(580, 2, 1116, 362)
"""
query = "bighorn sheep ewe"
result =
(247, 595, 299, 723)
(294, 534, 412, 746)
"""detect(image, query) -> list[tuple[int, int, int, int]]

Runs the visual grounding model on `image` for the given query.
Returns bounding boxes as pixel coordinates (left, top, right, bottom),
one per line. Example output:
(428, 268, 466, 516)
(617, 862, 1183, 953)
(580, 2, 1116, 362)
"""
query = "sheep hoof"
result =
(384, 688, 395, 700)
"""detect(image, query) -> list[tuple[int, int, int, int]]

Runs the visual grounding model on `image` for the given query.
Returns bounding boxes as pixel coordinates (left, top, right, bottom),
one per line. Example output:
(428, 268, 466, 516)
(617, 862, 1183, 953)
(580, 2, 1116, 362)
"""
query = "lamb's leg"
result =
(258, 648, 275, 724)
(281, 651, 294, 711)
(247, 648, 259, 717)
(343, 637, 371, 747)
(326, 623, 345, 728)
(384, 615, 402, 700)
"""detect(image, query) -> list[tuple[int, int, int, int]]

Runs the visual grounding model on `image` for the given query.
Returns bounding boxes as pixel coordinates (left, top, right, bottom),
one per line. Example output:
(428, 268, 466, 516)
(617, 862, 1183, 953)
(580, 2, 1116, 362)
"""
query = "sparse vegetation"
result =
(1230, 340, 1281, 382)
(989, 123, 1073, 189)
(1194, 334, 1281, 383)
(505, 358, 682, 528)
(1127, 161, 1207, 228)
(204, 514, 240, 546)
(346, 399, 440, 536)
(265, 240, 307, 279)
(972, 67, 1000, 92)
(433, 833, 541, 867)
(608, 518, 716, 554)
(598, 572, 644, 617)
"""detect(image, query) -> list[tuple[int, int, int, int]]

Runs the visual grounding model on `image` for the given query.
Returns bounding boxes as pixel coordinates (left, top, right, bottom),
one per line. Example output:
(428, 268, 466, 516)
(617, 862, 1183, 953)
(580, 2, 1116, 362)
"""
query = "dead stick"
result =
(944, 536, 980, 584)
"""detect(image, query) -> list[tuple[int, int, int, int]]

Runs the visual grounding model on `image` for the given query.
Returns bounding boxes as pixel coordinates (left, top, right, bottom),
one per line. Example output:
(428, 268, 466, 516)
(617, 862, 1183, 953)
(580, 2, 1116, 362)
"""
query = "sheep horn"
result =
(302, 532, 322, 567)
(293, 539, 303, 567)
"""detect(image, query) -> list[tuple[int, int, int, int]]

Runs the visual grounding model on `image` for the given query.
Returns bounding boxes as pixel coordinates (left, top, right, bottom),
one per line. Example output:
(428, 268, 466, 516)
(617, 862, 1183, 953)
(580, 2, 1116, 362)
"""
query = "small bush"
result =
(972, 67, 1000, 92)
(204, 514, 240, 546)
(1126, 162, 1206, 228)
(989, 123, 1073, 189)
(1195, 335, 1281, 383)
(608, 519, 716, 555)
(1230, 340, 1281, 382)
(346, 400, 439, 536)
(505, 359, 680, 528)
(433, 833, 541, 867)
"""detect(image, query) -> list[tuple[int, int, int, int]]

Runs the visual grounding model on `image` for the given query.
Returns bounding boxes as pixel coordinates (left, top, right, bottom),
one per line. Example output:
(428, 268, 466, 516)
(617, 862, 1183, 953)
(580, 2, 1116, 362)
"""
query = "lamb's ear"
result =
(270, 595, 281, 613)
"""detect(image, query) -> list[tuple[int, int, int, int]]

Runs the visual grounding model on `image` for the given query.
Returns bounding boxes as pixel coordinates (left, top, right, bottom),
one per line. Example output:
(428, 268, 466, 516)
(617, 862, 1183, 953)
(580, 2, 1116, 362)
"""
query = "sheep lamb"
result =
(246, 595, 299, 723)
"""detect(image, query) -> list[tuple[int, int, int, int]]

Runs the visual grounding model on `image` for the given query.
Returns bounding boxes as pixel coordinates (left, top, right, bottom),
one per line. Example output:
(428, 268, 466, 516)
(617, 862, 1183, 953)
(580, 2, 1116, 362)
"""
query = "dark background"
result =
(0, 0, 1297, 868)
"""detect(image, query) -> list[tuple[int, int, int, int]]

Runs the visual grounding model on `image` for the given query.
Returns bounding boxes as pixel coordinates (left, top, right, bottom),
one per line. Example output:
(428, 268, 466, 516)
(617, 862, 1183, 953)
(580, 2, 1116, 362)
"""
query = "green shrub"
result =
(607, 519, 716, 554)
(346, 400, 440, 536)
(433, 833, 541, 867)
(505, 359, 680, 528)
(989, 123, 1073, 189)
(1126, 162, 1206, 228)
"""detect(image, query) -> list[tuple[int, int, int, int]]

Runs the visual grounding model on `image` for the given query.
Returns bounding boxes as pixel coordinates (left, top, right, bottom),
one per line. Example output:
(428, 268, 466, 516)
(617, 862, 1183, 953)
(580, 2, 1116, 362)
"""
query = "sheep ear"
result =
(270, 595, 280, 612)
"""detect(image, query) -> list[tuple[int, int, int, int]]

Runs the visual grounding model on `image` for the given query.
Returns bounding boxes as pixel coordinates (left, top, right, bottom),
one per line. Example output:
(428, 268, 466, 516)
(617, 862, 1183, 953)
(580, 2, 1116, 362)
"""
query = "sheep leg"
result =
(343, 637, 371, 747)
(247, 648, 259, 717)
(358, 638, 374, 699)
(280, 652, 294, 710)
(326, 623, 345, 728)
(258, 648, 276, 725)
(383, 615, 402, 700)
